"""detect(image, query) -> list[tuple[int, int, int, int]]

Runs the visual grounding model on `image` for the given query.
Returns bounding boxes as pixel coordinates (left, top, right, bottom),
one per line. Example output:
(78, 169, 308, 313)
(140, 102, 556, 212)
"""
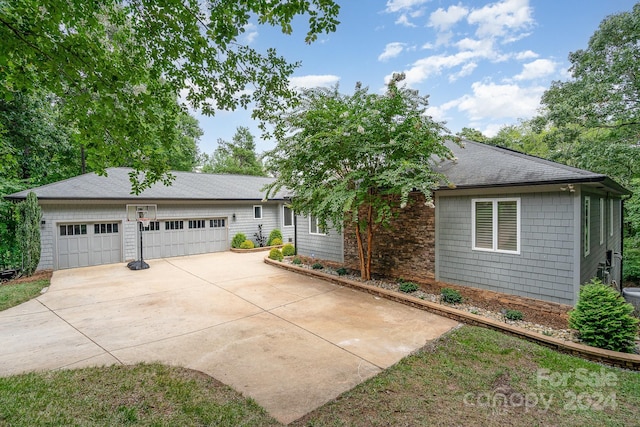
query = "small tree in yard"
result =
(264, 74, 456, 280)
(16, 192, 42, 276)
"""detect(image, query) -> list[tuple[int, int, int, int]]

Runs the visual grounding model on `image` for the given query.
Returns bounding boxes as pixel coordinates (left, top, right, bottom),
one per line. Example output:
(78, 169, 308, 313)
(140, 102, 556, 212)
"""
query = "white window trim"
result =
(253, 205, 262, 220)
(309, 215, 326, 235)
(283, 205, 294, 228)
(610, 199, 614, 237)
(584, 196, 591, 257)
(471, 198, 521, 255)
(599, 198, 605, 245)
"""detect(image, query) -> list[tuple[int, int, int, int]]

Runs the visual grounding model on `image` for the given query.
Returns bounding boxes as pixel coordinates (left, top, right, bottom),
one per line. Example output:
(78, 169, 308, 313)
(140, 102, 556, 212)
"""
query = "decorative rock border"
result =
(230, 245, 283, 253)
(265, 257, 640, 371)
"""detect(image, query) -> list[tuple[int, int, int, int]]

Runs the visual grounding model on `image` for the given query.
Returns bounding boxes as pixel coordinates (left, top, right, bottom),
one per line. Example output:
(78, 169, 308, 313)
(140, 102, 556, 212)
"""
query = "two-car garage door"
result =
(141, 218, 228, 259)
(56, 218, 229, 269)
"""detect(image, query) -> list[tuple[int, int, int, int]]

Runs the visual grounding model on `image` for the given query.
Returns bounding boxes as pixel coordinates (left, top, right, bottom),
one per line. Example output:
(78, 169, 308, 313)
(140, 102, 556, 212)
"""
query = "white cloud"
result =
(467, 0, 534, 41)
(395, 14, 417, 27)
(289, 75, 340, 89)
(482, 123, 505, 137)
(454, 81, 545, 121)
(515, 50, 539, 60)
(242, 23, 258, 44)
(428, 4, 468, 31)
(378, 42, 406, 62)
(385, 0, 430, 13)
(449, 62, 477, 82)
(513, 59, 557, 80)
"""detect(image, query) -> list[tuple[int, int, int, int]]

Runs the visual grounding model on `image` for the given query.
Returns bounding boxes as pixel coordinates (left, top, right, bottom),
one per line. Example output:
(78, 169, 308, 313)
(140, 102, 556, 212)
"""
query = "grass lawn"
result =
(1, 326, 638, 426)
(0, 277, 49, 311)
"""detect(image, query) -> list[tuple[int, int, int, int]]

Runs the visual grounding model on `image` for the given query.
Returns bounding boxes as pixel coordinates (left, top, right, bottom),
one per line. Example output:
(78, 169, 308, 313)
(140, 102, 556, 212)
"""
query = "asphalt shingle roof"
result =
(6, 141, 629, 200)
(435, 140, 628, 194)
(7, 168, 288, 201)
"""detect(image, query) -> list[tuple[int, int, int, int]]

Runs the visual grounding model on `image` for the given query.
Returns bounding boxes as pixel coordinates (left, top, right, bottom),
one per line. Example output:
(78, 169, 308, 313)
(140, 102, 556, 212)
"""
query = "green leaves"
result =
(15, 192, 42, 276)
(569, 279, 639, 353)
(265, 75, 454, 279)
(0, 0, 340, 192)
(201, 126, 265, 176)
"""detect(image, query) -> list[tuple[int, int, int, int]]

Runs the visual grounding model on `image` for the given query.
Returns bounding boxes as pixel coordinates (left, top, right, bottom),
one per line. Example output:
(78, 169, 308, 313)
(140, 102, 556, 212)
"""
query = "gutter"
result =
(437, 176, 630, 195)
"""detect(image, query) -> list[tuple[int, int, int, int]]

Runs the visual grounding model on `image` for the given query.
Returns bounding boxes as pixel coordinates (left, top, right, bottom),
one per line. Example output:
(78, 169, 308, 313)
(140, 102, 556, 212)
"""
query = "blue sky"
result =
(194, 0, 638, 155)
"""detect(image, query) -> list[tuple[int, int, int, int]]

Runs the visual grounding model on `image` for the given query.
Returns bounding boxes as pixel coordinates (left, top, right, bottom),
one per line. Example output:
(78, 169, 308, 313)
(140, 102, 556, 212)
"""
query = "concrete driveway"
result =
(0, 251, 458, 424)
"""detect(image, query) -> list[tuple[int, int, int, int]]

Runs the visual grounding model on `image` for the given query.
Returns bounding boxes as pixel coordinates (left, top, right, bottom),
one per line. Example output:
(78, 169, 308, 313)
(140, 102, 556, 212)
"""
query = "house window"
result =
(283, 205, 294, 227)
(94, 223, 119, 234)
(253, 205, 262, 220)
(472, 198, 520, 254)
(210, 219, 226, 228)
(599, 198, 605, 245)
(309, 215, 326, 235)
(165, 220, 184, 230)
(584, 197, 591, 257)
(60, 224, 87, 236)
(610, 199, 614, 237)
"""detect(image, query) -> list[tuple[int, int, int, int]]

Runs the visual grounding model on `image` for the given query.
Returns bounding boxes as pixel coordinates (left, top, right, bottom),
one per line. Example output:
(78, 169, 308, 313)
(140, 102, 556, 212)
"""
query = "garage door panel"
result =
(140, 218, 228, 260)
(57, 222, 121, 269)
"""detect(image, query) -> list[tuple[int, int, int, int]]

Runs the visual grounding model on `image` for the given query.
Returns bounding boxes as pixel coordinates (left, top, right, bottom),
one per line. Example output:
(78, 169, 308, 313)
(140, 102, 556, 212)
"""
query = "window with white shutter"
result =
(472, 198, 520, 254)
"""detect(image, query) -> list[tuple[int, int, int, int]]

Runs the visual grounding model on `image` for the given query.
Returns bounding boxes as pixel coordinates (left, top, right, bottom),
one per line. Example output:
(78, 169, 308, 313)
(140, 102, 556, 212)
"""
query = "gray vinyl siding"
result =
(437, 191, 577, 305)
(295, 215, 344, 263)
(579, 192, 623, 286)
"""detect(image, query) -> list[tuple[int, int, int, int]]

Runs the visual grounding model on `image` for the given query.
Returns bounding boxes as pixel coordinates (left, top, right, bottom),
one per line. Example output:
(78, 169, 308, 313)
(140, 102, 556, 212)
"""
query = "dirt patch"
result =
(1, 269, 53, 285)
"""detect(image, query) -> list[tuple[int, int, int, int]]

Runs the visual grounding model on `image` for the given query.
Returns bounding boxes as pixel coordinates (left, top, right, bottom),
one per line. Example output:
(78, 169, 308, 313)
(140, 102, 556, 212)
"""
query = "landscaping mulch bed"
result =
(1, 269, 52, 285)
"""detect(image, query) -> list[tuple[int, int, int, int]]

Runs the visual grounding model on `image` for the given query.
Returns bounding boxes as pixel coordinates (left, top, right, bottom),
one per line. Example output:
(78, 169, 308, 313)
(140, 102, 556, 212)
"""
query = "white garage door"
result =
(57, 222, 122, 269)
(141, 218, 228, 260)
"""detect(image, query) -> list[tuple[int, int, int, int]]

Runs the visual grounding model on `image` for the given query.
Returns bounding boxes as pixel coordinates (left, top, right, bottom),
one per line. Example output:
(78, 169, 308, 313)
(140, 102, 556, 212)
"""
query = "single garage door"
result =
(142, 218, 228, 259)
(57, 222, 122, 269)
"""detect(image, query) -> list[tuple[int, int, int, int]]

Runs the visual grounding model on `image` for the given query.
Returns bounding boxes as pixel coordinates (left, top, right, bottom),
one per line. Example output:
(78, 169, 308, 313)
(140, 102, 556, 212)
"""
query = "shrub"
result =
(231, 233, 246, 249)
(270, 238, 283, 246)
(312, 263, 323, 270)
(16, 192, 41, 276)
(267, 229, 283, 246)
(292, 257, 302, 265)
(239, 240, 254, 249)
(336, 267, 348, 276)
(569, 278, 639, 353)
(441, 288, 462, 304)
(399, 282, 419, 293)
(504, 309, 524, 321)
(268, 248, 283, 261)
(282, 244, 295, 257)
(623, 248, 640, 282)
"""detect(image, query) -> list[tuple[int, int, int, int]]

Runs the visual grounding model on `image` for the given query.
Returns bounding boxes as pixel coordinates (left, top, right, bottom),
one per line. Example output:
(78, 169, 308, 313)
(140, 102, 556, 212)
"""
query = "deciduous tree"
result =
(265, 75, 455, 280)
(0, 0, 340, 192)
(201, 126, 265, 176)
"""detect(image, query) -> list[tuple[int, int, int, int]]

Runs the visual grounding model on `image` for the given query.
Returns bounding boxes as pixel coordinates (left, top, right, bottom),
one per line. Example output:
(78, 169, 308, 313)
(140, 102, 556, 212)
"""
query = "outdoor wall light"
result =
(232, 213, 236, 221)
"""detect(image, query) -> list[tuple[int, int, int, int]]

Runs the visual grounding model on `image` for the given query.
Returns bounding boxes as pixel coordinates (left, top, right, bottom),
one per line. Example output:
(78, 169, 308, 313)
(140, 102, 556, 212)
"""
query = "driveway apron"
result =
(0, 251, 459, 424)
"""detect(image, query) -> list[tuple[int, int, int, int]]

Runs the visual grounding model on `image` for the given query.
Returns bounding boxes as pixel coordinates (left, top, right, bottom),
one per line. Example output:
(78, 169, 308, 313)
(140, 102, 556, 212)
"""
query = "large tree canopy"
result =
(201, 126, 265, 176)
(0, 0, 339, 192)
(265, 75, 455, 279)
(541, 3, 640, 147)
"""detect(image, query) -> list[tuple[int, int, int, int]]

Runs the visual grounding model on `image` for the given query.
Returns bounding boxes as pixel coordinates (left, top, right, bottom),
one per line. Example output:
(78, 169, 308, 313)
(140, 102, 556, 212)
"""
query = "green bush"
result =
(569, 278, 639, 353)
(312, 263, 323, 270)
(239, 240, 254, 249)
(282, 244, 295, 257)
(292, 257, 302, 265)
(504, 309, 524, 321)
(336, 267, 348, 276)
(266, 229, 283, 246)
(231, 233, 246, 249)
(268, 248, 283, 261)
(270, 237, 283, 246)
(623, 248, 640, 282)
(441, 288, 462, 304)
(399, 282, 419, 293)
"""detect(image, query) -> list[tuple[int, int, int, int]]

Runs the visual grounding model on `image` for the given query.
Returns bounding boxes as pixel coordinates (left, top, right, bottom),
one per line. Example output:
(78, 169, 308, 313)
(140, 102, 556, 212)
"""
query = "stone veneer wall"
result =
(343, 193, 436, 282)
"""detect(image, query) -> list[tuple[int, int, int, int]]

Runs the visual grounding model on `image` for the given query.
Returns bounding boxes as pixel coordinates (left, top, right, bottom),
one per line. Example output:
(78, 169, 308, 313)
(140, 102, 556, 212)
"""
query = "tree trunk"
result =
(365, 203, 373, 280)
(354, 223, 367, 279)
